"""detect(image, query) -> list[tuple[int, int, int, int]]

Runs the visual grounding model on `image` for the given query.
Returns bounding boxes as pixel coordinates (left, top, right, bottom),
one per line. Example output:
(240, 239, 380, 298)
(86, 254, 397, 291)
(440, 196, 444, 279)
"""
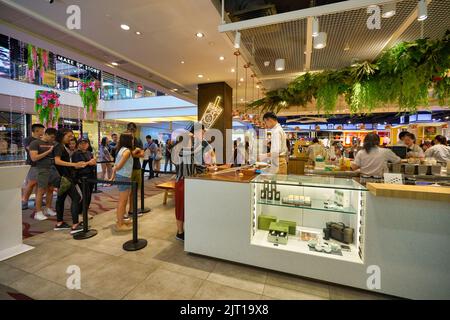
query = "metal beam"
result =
(218, 0, 398, 32)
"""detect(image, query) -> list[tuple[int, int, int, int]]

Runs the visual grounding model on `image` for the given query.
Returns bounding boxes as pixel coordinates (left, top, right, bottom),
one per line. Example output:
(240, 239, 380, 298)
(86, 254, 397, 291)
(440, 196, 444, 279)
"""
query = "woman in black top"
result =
(54, 129, 88, 234)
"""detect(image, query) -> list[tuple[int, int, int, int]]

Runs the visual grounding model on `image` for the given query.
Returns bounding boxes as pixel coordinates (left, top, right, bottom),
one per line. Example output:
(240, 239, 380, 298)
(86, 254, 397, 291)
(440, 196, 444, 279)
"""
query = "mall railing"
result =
(75, 176, 147, 251)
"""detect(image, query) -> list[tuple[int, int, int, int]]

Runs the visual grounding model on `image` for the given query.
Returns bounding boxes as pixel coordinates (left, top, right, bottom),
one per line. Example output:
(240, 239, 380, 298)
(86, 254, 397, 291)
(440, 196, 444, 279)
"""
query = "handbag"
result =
(326, 222, 354, 244)
(58, 176, 72, 196)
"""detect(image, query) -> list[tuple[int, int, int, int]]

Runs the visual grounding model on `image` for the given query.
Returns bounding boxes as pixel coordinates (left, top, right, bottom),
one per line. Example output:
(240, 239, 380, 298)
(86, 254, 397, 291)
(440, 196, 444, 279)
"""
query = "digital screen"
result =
(327, 124, 334, 130)
(400, 116, 405, 124)
(0, 46, 10, 77)
(417, 113, 432, 121)
(344, 124, 357, 130)
(409, 114, 417, 122)
(365, 123, 373, 129)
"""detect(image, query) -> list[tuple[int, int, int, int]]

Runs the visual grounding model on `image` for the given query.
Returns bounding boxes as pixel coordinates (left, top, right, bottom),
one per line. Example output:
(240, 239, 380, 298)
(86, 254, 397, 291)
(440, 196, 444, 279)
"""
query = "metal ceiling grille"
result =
(395, 0, 450, 43)
(240, 18, 307, 77)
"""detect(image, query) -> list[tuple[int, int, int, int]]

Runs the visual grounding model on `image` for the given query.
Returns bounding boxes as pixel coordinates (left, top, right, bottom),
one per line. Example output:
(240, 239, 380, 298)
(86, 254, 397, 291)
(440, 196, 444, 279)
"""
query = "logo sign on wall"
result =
(56, 55, 101, 78)
(200, 96, 223, 129)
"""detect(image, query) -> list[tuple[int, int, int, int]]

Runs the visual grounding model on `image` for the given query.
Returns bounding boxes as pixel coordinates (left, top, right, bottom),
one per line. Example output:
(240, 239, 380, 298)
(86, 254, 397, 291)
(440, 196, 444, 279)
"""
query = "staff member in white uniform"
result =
(351, 133, 401, 177)
(425, 135, 450, 163)
(261, 112, 288, 174)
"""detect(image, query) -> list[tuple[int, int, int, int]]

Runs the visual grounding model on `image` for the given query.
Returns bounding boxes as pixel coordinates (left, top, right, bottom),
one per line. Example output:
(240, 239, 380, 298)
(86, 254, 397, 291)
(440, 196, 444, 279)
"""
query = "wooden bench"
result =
(156, 181, 176, 205)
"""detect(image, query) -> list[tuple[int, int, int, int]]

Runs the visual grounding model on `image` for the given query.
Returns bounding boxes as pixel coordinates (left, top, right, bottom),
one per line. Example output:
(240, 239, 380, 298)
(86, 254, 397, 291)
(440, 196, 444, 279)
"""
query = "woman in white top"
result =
(425, 135, 450, 163)
(351, 133, 401, 177)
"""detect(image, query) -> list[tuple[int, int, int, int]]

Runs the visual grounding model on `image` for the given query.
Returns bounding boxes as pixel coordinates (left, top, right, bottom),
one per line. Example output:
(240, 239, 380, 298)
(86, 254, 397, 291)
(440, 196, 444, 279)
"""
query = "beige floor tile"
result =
(10, 274, 66, 300)
(261, 295, 278, 300)
(120, 238, 175, 265)
(207, 273, 265, 295)
(36, 250, 116, 286)
(23, 234, 50, 246)
(212, 261, 267, 283)
(263, 285, 326, 300)
(54, 289, 97, 300)
(0, 262, 29, 286)
(78, 257, 156, 300)
(329, 285, 391, 300)
(4, 242, 80, 273)
(142, 268, 204, 299)
(193, 281, 261, 300)
(265, 272, 330, 299)
(153, 247, 218, 275)
(160, 261, 211, 280)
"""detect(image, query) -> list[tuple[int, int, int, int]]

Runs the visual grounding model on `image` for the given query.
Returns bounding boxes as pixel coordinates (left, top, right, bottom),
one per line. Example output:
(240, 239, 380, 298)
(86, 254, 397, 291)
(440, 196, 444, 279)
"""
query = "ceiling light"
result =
(382, 3, 396, 18)
(256, 85, 260, 89)
(445, 116, 449, 119)
(196, 32, 205, 38)
(275, 58, 285, 71)
(312, 17, 319, 37)
(240, 78, 244, 82)
(219, 56, 225, 61)
(234, 31, 241, 49)
(111, 62, 119, 66)
(197, 74, 204, 78)
(348, 121, 352, 124)
(240, 98, 244, 102)
(231, 68, 235, 73)
(417, 0, 428, 21)
(135, 31, 142, 35)
(314, 32, 327, 49)
(120, 24, 130, 31)
(264, 61, 270, 67)
(344, 44, 350, 51)
(172, 89, 178, 92)
(181, 61, 185, 64)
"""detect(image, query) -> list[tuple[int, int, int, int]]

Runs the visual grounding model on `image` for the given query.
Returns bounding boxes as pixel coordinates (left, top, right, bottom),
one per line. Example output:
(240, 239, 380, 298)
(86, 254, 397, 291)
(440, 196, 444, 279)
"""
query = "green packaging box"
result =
(268, 222, 289, 233)
(258, 215, 277, 231)
(278, 220, 297, 235)
(267, 222, 289, 245)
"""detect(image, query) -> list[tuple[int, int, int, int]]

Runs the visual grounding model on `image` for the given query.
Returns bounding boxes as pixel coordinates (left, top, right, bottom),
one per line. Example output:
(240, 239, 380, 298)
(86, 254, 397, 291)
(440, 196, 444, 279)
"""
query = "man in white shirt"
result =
(261, 112, 288, 174)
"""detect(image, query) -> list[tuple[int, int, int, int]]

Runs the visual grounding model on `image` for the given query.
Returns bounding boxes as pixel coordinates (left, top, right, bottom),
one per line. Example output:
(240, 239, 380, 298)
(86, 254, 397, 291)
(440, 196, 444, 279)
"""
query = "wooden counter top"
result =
(367, 183, 450, 202)
(188, 172, 257, 183)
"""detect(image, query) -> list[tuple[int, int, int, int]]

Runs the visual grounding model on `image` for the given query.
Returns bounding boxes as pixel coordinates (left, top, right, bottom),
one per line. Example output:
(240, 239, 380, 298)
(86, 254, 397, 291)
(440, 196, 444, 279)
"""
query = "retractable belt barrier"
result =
(75, 177, 148, 252)
(92, 160, 115, 193)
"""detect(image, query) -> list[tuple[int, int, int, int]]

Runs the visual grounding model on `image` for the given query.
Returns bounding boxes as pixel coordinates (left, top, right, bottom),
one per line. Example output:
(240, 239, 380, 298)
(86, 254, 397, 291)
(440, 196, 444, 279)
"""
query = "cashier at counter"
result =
(351, 133, 401, 176)
(403, 132, 425, 159)
(260, 112, 288, 174)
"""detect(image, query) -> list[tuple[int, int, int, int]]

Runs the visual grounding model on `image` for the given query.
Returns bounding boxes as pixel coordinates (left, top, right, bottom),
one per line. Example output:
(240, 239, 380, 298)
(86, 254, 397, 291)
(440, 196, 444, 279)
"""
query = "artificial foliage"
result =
(35, 90, 60, 127)
(249, 31, 450, 114)
(79, 79, 100, 116)
(27, 44, 49, 82)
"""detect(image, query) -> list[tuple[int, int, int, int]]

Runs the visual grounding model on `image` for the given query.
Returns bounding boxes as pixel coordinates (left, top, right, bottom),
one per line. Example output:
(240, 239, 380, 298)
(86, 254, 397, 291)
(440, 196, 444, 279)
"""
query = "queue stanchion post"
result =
(73, 177, 98, 240)
(123, 181, 147, 251)
(138, 168, 151, 214)
(92, 163, 102, 194)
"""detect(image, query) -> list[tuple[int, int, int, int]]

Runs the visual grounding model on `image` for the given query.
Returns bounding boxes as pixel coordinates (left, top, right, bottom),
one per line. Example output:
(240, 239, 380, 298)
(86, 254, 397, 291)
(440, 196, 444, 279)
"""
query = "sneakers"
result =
(127, 211, 144, 218)
(54, 222, 71, 231)
(21, 201, 29, 210)
(33, 211, 48, 221)
(70, 222, 84, 235)
(176, 232, 185, 241)
(44, 207, 57, 217)
(115, 223, 132, 232)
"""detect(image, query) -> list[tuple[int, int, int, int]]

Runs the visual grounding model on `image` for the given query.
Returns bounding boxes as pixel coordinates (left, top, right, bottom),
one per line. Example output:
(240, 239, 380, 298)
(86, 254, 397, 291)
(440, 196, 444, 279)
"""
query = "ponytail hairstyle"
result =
(363, 133, 380, 153)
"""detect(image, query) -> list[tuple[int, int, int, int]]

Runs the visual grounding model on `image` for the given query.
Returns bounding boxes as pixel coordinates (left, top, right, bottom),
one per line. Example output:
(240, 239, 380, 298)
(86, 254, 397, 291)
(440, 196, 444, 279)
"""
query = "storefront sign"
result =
(56, 55, 101, 76)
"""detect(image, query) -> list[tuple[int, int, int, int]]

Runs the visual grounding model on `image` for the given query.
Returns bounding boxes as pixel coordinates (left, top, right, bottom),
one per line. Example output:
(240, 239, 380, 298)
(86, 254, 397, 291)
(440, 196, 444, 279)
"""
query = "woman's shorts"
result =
(116, 175, 131, 192)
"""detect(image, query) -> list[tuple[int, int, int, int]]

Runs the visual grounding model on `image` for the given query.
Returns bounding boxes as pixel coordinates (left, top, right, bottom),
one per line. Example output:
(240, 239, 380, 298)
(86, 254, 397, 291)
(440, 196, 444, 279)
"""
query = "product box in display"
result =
(278, 220, 297, 235)
(334, 190, 350, 208)
(258, 214, 277, 231)
(267, 222, 289, 245)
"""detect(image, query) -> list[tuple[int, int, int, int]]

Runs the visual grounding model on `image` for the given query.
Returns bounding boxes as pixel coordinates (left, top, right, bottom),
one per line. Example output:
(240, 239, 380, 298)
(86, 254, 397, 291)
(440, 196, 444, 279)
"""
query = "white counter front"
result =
(0, 165, 34, 261)
(185, 176, 450, 299)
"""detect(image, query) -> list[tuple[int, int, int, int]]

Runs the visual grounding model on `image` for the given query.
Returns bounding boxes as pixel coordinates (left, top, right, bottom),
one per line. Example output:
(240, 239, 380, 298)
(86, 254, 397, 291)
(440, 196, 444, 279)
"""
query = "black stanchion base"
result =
(92, 190, 103, 194)
(138, 207, 152, 214)
(123, 239, 148, 251)
(73, 229, 98, 240)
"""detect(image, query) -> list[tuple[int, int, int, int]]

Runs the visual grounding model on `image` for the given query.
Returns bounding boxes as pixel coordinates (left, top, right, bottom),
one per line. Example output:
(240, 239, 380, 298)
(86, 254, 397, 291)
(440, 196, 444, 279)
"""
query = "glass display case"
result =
(250, 175, 367, 264)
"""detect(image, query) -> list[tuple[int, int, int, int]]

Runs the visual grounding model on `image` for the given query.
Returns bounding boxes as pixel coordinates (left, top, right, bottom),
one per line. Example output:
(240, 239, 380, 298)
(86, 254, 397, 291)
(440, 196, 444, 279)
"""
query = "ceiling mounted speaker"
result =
(275, 59, 285, 71)
(314, 32, 327, 49)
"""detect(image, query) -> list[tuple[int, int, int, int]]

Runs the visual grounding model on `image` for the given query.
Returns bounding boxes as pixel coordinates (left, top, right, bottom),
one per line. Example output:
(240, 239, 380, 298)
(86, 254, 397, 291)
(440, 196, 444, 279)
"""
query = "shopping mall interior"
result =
(0, 0, 449, 303)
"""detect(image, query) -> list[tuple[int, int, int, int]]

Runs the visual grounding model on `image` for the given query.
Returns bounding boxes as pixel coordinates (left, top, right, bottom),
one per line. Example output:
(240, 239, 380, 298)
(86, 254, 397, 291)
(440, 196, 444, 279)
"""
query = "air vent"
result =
(228, 4, 277, 22)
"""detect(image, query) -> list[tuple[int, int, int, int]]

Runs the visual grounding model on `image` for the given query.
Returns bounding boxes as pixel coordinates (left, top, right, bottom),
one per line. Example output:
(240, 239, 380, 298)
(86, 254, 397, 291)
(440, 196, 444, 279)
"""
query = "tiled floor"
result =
(2, 193, 392, 300)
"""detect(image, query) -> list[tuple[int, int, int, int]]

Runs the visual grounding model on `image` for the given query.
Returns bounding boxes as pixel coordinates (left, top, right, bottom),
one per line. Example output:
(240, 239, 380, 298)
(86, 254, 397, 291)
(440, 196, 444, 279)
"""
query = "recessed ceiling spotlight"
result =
(445, 116, 449, 119)
(231, 68, 235, 73)
(264, 61, 270, 67)
(219, 56, 225, 61)
(256, 85, 260, 89)
(275, 58, 285, 71)
(172, 88, 178, 92)
(135, 31, 142, 35)
(234, 31, 241, 49)
(240, 98, 244, 102)
(344, 44, 350, 51)
(417, 0, 428, 21)
(240, 78, 244, 82)
(382, 3, 396, 18)
(312, 17, 319, 37)
(314, 32, 327, 49)
(196, 32, 205, 38)
(120, 24, 130, 31)
(181, 60, 185, 64)
(197, 74, 204, 78)
(111, 62, 119, 66)
(348, 121, 352, 124)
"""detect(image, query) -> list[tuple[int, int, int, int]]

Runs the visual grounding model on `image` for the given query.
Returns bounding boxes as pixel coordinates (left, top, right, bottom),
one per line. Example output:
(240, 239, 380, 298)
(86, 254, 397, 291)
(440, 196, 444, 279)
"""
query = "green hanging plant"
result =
(79, 79, 100, 117)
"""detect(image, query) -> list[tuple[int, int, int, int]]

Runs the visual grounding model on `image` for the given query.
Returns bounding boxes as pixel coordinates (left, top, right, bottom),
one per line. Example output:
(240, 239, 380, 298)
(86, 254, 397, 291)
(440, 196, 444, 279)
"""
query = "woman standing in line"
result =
(153, 140, 162, 177)
(99, 137, 113, 182)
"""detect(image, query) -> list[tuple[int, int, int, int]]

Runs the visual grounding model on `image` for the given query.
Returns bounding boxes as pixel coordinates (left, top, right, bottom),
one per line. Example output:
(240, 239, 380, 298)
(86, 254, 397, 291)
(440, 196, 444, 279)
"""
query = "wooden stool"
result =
(156, 181, 176, 205)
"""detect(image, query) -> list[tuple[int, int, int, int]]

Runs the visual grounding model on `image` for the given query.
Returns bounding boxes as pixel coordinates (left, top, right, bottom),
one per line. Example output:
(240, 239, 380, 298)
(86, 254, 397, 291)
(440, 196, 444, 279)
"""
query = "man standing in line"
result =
(109, 133, 118, 161)
(261, 112, 288, 174)
(22, 123, 45, 210)
(126, 123, 147, 215)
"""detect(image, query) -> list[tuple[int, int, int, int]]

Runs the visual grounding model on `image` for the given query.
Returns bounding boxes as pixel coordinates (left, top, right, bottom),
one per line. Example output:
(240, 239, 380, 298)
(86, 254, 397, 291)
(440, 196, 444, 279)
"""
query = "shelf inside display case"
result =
(251, 226, 362, 264)
(258, 199, 358, 215)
